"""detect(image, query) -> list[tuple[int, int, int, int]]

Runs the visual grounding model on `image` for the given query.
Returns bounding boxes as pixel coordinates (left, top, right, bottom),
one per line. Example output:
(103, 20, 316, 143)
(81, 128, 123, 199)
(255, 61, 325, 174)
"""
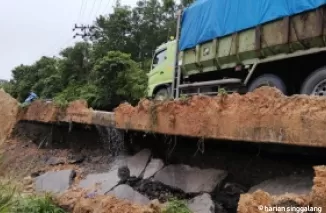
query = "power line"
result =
(103, 0, 113, 15)
(80, 0, 88, 23)
(94, 0, 104, 18)
(88, 0, 98, 23)
(45, 37, 75, 57)
(77, 0, 85, 23)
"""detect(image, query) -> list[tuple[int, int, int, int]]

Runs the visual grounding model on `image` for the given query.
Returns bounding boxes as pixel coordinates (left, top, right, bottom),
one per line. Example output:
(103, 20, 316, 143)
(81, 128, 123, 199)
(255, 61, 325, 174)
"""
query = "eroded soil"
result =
(115, 87, 326, 147)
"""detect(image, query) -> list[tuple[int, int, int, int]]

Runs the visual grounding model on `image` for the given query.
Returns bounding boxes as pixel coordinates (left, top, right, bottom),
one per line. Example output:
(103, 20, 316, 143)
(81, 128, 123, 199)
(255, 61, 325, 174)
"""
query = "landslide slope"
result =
(0, 89, 19, 144)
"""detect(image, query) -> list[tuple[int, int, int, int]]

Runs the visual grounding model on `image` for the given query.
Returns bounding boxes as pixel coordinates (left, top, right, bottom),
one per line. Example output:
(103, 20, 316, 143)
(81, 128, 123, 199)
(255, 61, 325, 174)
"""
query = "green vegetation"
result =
(3, 0, 194, 111)
(13, 194, 65, 213)
(162, 199, 192, 213)
(0, 184, 65, 213)
(0, 156, 65, 213)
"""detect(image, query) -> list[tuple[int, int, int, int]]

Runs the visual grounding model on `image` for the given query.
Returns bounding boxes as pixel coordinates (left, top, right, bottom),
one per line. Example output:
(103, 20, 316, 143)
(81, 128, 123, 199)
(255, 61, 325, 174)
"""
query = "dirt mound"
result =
(115, 87, 326, 147)
(57, 188, 161, 213)
(237, 190, 311, 213)
(0, 89, 19, 144)
(238, 165, 326, 213)
(311, 165, 326, 212)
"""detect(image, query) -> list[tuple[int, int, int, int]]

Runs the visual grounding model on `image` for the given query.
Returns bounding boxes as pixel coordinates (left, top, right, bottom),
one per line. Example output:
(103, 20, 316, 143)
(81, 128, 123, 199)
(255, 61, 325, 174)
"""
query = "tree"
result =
(90, 51, 148, 109)
(8, 0, 194, 108)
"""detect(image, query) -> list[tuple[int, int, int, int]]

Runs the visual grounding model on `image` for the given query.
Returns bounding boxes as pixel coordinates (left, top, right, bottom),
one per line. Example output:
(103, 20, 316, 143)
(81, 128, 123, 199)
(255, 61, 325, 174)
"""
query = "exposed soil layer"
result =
(19, 100, 94, 124)
(115, 87, 326, 147)
(0, 89, 19, 144)
(238, 166, 326, 213)
(311, 166, 326, 212)
(0, 122, 115, 180)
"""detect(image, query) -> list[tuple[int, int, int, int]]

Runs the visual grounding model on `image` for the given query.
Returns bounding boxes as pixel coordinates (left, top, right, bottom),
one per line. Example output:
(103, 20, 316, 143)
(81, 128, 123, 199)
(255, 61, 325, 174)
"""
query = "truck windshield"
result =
(152, 49, 167, 69)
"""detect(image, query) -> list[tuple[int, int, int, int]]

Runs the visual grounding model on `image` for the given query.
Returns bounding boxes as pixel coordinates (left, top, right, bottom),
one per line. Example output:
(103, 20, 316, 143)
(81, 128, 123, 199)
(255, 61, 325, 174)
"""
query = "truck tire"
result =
(300, 67, 326, 96)
(154, 87, 170, 101)
(248, 74, 287, 94)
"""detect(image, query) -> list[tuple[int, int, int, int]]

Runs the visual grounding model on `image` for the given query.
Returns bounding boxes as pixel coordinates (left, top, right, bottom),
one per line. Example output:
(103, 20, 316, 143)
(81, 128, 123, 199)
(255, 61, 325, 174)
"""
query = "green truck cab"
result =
(147, 40, 175, 100)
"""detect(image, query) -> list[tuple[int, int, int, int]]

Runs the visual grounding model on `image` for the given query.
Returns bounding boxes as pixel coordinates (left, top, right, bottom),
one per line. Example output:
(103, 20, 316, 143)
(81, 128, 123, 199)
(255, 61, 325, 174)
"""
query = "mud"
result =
(115, 87, 326, 147)
(0, 89, 19, 144)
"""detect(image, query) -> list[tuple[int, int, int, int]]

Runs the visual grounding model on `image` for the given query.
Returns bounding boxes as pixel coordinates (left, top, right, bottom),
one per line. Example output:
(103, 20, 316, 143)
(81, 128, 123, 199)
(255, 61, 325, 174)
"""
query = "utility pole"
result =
(72, 24, 97, 42)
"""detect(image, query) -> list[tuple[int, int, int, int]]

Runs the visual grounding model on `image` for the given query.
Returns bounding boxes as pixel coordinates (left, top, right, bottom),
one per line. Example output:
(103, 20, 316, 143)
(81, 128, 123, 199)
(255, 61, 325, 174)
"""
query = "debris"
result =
(46, 157, 66, 165)
(35, 169, 76, 194)
(107, 184, 150, 205)
(118, 165, 131, 181)
(143, 158, 164, 179)
(67, 154, 85, 164)
(23, 176, 33, 185)
(187, 193, 215, 213)
(249, 175, 313, 196)
(79, 170, 120, 195)
(127, 149, 152, 178)
(154, 164, 228, 193)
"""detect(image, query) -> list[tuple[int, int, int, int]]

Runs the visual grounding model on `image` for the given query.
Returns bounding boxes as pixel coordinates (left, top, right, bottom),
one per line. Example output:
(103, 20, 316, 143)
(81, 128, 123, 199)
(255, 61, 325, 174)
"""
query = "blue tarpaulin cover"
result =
(179, 0, 326, 51)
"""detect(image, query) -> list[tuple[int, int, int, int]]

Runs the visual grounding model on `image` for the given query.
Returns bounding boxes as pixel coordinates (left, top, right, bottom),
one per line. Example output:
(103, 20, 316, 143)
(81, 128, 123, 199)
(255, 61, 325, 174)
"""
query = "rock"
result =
(79, 170, 120, 195)
(107, 184, 150, 205)
(187, 193, 215, 213)
(31, 170, 42, 178)
(46, 157, 66, 165)
(23, 176, 33, 186)
(249, 175, 313, 196)
(118, 166, 130, 181)
(154, 164, 228, 193)
(223, 182, 247, 195)
(91, 156, 103, 163)
(143, 159, 164, 179)
(67, 155, 85, 164)
(35, 170, 75, 194)
(127, 149, 151, 178)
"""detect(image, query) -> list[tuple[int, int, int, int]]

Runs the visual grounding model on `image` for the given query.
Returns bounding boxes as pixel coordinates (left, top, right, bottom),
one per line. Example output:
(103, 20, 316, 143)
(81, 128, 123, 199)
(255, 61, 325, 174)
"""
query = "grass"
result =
(162, 199, 192, 213)
(13, 193, 66, 213)
(0, 171, 65, 213)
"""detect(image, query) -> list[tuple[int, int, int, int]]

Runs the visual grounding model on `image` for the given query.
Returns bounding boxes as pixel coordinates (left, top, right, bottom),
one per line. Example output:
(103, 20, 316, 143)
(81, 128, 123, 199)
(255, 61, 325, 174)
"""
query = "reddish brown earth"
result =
(115, 87, 326, 147)
(57, 188, 161, 213)
(238, 166, 326, 213)
(311, 166, 326, 213)
(3, 86, 326, 148)
(20, 99, 93, 124)
(0, 89, 19, 144)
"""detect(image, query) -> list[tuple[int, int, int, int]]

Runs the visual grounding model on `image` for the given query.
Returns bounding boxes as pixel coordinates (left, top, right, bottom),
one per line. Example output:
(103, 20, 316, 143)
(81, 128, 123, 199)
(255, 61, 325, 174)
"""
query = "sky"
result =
(0, 0, 134, 80)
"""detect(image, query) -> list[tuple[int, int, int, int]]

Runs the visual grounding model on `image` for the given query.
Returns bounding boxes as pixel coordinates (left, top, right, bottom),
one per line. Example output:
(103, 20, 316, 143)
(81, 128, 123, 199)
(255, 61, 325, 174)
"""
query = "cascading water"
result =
(96, 126, 125, 156)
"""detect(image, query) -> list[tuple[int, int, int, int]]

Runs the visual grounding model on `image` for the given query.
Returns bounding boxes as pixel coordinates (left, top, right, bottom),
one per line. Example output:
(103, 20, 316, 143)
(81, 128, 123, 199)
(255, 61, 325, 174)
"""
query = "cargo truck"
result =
(147, 0, 326, 100)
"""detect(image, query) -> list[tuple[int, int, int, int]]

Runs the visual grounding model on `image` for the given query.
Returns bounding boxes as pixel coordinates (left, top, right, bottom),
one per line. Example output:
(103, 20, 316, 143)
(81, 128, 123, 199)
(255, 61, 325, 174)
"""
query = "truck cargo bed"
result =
(181, 7, 326, 75)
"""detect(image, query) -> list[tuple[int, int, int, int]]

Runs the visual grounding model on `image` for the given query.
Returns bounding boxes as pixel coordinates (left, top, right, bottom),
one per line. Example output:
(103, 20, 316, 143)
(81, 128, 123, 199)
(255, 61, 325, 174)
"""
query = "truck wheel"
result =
(154, 87, 170, 101)
(300, 67, 326, 96)
(248, 74, 287, 94)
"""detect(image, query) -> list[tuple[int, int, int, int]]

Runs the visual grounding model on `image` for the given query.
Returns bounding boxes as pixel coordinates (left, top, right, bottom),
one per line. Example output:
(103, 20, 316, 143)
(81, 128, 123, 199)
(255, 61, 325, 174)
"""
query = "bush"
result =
(162, 199, 192, 213)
